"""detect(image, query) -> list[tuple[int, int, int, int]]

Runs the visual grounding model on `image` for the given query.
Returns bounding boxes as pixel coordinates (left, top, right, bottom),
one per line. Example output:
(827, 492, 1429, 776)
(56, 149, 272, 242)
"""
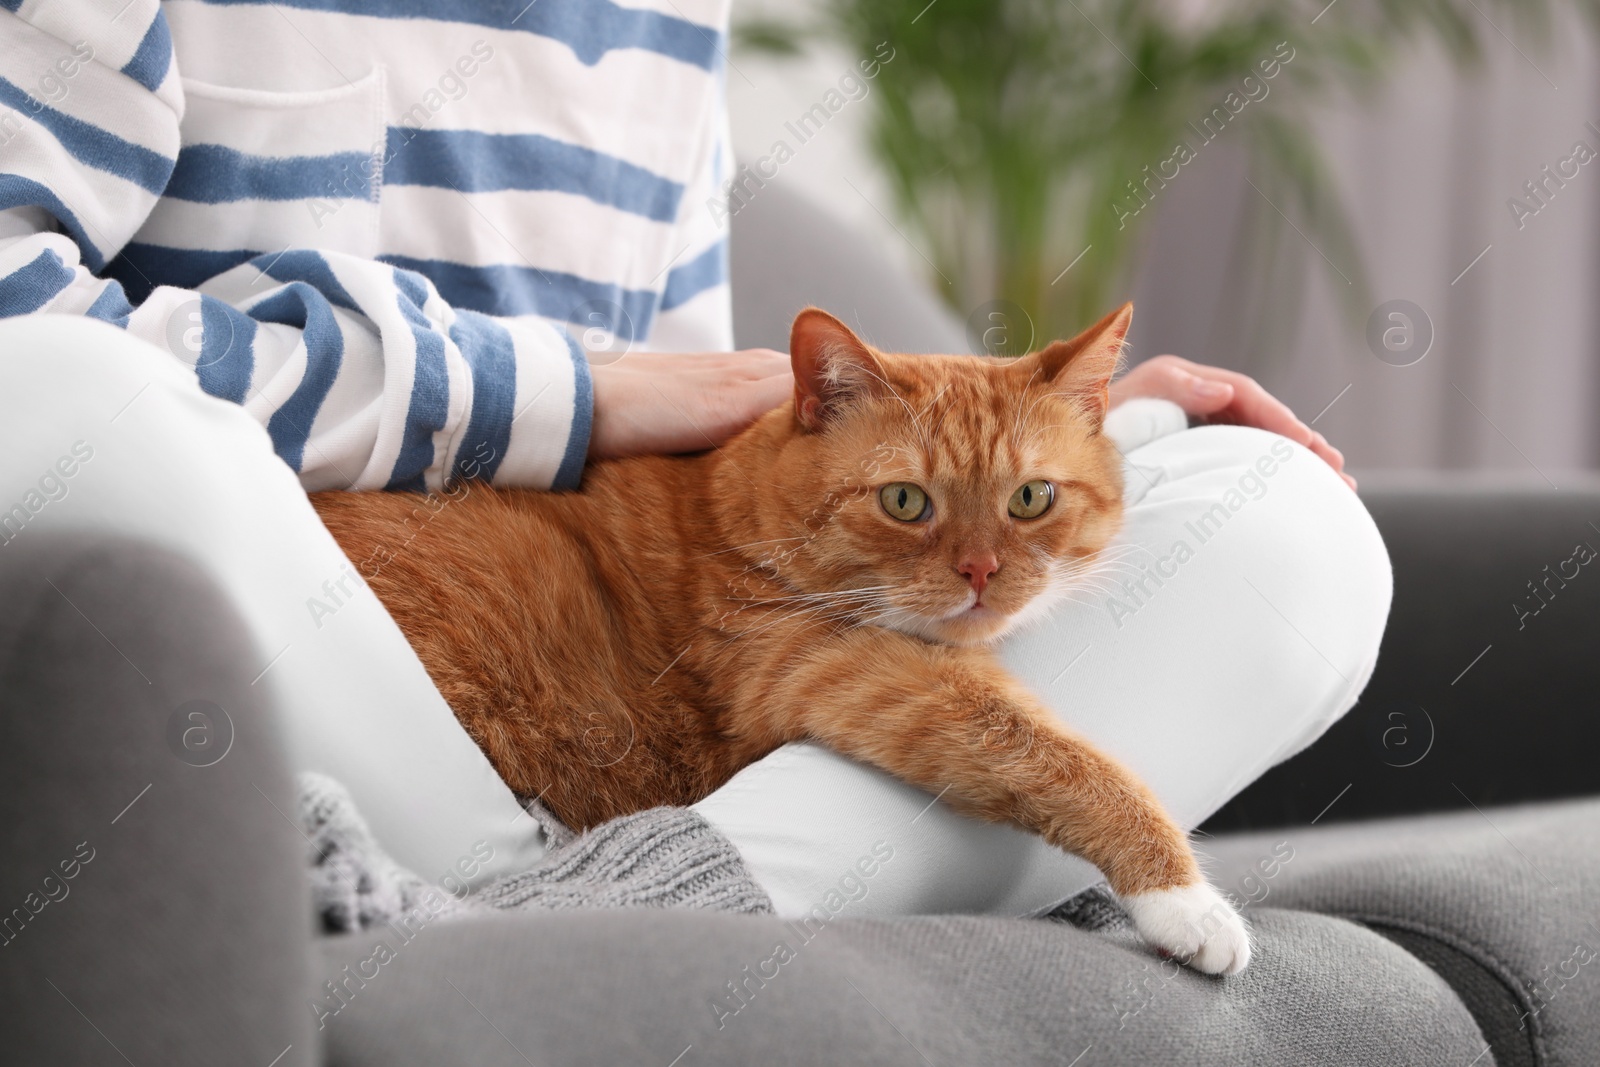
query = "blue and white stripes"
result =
(0, 0, 733, 492)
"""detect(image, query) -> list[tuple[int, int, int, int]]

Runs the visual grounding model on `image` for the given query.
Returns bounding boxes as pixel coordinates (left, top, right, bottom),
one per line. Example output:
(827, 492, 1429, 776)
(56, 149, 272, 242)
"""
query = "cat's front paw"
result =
(1121, 883, 1251, 976)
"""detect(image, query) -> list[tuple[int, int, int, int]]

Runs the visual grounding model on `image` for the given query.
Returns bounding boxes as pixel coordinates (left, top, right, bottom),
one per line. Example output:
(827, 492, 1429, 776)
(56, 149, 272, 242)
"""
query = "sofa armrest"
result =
(1204, 476, 1600, 831)
(0, 534, 314, 1065)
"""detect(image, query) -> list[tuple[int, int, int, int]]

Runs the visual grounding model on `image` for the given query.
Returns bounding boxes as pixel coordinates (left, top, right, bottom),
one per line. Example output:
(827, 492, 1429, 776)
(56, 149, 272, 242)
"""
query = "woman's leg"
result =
(693, 423, 1393, 918)
(0, 315, 545, 886)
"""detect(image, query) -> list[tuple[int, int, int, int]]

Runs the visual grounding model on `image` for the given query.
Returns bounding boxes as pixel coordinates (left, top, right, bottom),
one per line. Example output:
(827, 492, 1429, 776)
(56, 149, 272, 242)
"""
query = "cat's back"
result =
(308, 452, 717, 642)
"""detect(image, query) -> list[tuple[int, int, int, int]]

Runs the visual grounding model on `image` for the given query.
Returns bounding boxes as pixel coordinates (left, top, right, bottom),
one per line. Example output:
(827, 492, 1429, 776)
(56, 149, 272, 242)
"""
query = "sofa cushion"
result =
(1207, 482, 1600, 831)
(1204, 797, 1600, 1067)
(317, 904, 1487, 1065)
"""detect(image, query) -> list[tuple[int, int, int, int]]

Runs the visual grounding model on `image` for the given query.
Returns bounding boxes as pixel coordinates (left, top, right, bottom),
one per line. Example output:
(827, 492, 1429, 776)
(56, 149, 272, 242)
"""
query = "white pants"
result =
(0, 317, 1392, 914)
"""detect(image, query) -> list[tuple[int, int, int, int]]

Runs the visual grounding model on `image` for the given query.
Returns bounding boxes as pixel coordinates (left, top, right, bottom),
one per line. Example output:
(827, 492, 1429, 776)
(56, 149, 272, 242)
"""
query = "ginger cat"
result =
(311, 304, 1251, 974)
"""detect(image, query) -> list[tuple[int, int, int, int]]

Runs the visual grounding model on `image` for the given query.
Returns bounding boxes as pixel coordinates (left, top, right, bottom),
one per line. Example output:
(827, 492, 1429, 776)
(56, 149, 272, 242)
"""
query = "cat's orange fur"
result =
(311, 305, 1205, 902)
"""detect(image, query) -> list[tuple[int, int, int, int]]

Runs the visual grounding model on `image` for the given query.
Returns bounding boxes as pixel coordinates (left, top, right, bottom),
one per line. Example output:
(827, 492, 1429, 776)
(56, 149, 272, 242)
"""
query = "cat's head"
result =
(733, 304, 1129, 648)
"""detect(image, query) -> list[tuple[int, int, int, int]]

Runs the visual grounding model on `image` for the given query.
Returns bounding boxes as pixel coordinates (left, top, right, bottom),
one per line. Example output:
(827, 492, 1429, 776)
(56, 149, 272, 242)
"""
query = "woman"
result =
(0, 0, 1384, 973)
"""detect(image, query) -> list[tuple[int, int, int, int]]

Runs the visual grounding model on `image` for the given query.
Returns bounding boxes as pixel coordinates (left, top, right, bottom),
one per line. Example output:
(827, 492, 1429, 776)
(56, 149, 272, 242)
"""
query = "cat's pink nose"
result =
(958, 554, 999, 595)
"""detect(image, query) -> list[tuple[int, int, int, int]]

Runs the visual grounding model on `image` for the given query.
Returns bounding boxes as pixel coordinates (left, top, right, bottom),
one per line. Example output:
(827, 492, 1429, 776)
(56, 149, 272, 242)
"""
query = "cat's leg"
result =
(737, 631, 1249, 973)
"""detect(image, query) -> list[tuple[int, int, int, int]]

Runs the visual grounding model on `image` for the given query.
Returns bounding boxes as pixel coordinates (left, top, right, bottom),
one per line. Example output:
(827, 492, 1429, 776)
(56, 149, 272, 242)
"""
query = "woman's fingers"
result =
(1188, 376, 1234, 406)
(1109, 361, 1191, 415)
(1152, 363, 1235, 414)
(1303, 431, 1355, 488)
(1112, 355, 1355, 490)
(1150, 357, 1316, 447)
(1215, 374, 1314, 448)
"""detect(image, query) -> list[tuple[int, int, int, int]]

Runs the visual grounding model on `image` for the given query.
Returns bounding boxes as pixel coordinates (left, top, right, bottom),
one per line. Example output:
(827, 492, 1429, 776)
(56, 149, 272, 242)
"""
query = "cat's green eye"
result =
(1008, 480, 1054, 519)
(879, 482, 930, 522)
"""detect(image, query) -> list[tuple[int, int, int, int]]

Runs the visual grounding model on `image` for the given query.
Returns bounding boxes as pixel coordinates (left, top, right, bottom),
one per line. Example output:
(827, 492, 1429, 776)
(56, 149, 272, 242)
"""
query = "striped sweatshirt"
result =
(0, 0, 734, 491)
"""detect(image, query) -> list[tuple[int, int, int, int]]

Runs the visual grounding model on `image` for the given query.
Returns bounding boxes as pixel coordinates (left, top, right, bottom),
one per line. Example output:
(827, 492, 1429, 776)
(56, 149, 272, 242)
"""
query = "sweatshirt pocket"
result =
(130, 65, 387, 272)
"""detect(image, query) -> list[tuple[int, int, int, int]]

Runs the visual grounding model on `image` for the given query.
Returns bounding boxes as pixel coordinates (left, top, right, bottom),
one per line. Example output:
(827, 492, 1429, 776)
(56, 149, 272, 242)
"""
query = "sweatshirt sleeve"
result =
(0, 1, 592, 493)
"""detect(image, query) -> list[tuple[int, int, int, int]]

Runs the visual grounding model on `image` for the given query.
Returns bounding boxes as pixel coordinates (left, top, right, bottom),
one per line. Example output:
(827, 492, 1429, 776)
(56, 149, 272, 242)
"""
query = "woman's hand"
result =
(588, 349, 794, 460)
(1109, 354, 1355, 490)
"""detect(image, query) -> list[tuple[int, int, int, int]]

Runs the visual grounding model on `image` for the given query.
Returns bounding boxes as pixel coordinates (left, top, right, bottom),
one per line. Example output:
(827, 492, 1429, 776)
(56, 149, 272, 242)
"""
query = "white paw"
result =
(1121, 883, 1252, 976)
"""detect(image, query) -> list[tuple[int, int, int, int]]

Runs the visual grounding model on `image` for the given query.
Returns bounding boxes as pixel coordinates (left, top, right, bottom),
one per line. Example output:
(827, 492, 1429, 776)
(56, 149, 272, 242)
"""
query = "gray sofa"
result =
(3, 185, 1598, 1066)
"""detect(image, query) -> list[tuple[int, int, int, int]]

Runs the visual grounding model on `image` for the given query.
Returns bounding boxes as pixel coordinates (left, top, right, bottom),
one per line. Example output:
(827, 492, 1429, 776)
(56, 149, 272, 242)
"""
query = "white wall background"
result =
(726, 5, 927, 284)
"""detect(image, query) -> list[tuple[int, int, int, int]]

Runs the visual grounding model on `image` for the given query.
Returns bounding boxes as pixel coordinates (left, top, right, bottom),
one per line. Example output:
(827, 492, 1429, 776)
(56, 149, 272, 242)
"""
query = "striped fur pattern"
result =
(313, 306, 1233, 957)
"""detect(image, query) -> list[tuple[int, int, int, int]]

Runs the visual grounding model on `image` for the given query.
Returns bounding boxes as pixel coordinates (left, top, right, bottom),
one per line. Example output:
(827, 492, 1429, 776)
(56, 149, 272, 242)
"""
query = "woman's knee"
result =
(0, 313, 180, 384)
(1135, 424, 1391, 608)
(1128, 424, 1392, 736)
(0, 313, 253, 436)
(4, 316, 182, 436)
(0, 314, 278, 487)
(1186, 424, 1390, 632)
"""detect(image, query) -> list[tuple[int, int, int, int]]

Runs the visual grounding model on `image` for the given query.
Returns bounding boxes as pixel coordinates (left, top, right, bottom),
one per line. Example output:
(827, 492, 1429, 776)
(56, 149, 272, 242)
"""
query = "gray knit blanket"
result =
(297, 772, 773, 933)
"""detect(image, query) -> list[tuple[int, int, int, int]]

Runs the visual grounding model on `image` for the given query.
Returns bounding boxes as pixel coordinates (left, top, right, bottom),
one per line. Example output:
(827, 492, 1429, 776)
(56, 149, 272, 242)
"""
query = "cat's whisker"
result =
(1010, 368, 1042, 440)
(766, 585, 897, 602)
(1055, 557, 1133, 579)
(1014, 387, 1045, 438)
(877, 443, 919, 465)
(1073, 565, 1147, 582)
(917, 382, 953, 423)
(1057, 546, 1142, 570)
(820, 607, 894, 641)
(1063, 567, 1129, 583)
(1088, 541, 1149, 557)
(1056, 559, 1132, 585)
(1055, 577, 1119, 599)
(696, 536, 807, 560)
(1056, 557, 1123, 576)
(740, 585, 897, 608)
(1064, 546, 1156, 569)
(1020, 420, 1073, 453)
(814, 602, 897, 617)
(738, 597, 892, 643)
(851, 363, 934, 452)
(809, 602, 898, 628)
(726, 587, 898, 636)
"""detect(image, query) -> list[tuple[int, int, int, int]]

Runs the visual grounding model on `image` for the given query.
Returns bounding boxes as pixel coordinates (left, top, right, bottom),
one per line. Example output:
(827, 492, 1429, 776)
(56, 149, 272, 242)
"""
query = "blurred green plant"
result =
(735, 0, 1599, 347)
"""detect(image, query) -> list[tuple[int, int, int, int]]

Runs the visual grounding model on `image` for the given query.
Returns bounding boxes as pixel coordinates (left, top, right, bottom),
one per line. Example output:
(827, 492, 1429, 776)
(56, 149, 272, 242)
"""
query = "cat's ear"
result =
(1027, 302, 1132, 422)
(790, 307, 889, 431)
